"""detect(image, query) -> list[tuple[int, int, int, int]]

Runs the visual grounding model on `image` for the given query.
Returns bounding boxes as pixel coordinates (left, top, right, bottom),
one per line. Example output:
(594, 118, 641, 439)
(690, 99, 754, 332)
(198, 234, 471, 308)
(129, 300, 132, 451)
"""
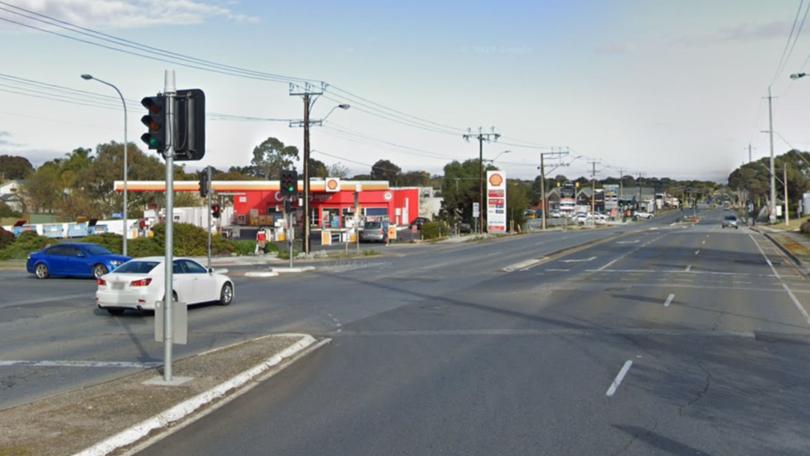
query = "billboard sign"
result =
(487, 171, 507, 232)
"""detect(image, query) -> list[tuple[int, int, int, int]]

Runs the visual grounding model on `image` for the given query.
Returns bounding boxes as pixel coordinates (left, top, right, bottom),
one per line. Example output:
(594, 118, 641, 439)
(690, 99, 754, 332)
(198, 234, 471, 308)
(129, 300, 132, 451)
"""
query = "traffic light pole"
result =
(163, 70, 176, 383)
(206, 166, 212, 272)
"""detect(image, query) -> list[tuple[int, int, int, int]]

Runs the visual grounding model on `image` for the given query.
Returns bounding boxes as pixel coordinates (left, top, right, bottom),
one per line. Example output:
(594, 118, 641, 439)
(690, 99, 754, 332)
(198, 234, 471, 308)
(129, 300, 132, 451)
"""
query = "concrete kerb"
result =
(243, 271, 280, 278)
(72, 334, 319, 456)
(756, 228, 810, 277)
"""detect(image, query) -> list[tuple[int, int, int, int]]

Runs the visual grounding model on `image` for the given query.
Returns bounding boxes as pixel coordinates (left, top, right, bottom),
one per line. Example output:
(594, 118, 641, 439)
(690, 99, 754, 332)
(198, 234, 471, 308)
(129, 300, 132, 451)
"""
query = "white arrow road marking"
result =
(562, 256, 597, 263)
(606, 360, 634, 397)
(664, 293, 675, 307)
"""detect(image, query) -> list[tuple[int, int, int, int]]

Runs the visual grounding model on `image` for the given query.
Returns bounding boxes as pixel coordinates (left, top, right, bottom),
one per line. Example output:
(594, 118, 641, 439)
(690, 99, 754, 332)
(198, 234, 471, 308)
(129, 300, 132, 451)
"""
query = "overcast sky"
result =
(1, 0, 810, 182)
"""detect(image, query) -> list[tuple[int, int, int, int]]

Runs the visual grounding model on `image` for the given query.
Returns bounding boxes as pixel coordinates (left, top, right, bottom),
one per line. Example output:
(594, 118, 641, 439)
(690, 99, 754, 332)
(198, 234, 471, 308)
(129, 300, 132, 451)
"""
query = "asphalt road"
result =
(127, 208, 810, 455)
(0, 215, 661, 410)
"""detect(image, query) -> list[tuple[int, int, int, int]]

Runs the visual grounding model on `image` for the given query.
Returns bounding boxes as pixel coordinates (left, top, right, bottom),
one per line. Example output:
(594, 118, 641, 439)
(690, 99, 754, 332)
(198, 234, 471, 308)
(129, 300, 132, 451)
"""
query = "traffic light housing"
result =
(174, 89, 205, 161)
(211, 203, 221, 219)
(140, 95, 166, 152)
(280, 170, 298, 197)
(199, 171, 209, 198)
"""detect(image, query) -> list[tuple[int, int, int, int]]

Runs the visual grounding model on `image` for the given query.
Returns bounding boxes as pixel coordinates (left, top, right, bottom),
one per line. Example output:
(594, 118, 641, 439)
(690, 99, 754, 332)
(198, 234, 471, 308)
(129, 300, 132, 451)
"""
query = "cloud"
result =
(676, 21, 789, 46)
(6, 0, 259, 29)
(0, 131, 20, 147)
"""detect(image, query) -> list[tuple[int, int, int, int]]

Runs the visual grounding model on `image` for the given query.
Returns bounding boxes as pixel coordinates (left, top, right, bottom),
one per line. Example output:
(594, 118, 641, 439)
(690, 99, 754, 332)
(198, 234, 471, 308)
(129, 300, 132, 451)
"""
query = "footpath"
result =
(0, 334, 323, 456)
(754, 225, 810, 276)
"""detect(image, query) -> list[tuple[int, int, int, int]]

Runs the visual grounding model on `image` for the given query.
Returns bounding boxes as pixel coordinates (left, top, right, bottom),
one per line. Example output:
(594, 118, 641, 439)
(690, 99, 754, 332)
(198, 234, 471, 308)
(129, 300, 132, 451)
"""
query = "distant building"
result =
(0, 180, 23, 212)
(418, 187, 442, 219)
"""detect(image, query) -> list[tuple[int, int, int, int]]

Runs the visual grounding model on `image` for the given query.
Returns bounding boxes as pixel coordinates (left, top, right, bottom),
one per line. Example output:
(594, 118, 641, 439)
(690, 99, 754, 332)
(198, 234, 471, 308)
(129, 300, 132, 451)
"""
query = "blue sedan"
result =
(26, 243, 131, 279)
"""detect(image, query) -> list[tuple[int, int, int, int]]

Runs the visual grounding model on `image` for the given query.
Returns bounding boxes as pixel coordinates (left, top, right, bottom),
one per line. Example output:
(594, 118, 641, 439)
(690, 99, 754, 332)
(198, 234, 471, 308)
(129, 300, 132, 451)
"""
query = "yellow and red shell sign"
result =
(325, 177, 341, 192)
(488, 172, 505, 188)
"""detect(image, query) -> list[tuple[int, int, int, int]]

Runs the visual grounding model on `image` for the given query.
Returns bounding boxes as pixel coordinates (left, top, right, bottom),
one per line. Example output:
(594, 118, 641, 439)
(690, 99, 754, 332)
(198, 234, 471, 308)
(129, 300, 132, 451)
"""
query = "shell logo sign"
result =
(488, 172, 504, 188)
(325, 177, 341, 192)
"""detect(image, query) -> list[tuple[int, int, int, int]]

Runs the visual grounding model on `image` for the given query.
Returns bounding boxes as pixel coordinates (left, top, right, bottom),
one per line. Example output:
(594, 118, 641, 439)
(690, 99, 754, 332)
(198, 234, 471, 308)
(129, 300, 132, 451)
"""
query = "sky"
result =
(1, 0, 809, 182)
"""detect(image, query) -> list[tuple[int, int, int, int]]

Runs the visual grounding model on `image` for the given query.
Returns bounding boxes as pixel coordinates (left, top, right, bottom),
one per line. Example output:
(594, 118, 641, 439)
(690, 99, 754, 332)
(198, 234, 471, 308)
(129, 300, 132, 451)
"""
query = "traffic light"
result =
(174, 89, 205, 161)
(280, 170, 298, 197)
(199, 171, 209, 198)
(140, 95, 167, 152)
(211, 203, 221, 219)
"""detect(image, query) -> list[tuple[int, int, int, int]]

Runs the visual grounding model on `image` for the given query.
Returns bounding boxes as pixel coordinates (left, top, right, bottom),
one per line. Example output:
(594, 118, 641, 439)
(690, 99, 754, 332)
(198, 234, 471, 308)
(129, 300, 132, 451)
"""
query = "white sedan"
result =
(96, 257, 234, 315)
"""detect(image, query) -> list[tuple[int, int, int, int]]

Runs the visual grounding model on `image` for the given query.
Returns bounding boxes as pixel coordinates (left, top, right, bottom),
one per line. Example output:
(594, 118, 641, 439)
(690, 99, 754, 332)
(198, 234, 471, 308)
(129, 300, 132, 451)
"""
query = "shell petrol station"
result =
(115, 177, 420, 242)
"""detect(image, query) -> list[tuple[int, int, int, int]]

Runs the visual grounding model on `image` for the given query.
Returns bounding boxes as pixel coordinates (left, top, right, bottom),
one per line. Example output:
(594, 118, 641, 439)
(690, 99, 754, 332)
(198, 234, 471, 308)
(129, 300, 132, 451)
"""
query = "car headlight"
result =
(110, 260, 122, 267)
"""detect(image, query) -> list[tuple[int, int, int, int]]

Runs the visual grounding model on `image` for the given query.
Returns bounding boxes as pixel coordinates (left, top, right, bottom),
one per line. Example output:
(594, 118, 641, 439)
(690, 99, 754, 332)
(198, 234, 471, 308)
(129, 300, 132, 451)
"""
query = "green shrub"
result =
(128, 237, 164, 257)
(421, 221, 450, 240)
(150, 223, 235, 256)
(231, 240, 255, 256)
(0, 231, 57, 260)
(80, 233, 123, 254)
(0, 226, 14, 250)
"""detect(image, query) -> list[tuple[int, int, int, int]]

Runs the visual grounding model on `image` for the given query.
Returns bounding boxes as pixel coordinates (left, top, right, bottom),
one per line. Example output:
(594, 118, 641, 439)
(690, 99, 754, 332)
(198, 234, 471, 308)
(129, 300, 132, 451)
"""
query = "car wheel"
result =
(107, 308, 125, 316)
(93, 264, 108, 279)
(219, 282, 234, 306)
(35, 263, 49, 279)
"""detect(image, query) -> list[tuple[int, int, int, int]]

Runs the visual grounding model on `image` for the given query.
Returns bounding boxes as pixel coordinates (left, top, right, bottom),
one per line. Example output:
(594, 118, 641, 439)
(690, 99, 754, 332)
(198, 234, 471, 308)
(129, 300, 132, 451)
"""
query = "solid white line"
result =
(694, 249, 700, 255)
(749, 233, 810, 326)
(545, 268, 571, 272)
(664, 293, 675, 307)
(606, 360, 633, 397)
(562, 256, 596, 263)
(0, 360, 161, 368)
(685, 264, 692, 272)
(597, 257, 620, 271)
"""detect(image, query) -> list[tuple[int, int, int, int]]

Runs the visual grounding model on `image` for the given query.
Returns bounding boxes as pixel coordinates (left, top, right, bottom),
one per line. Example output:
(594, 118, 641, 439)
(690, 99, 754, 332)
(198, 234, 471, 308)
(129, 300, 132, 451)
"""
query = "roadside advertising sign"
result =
(487, 171, 507, 232)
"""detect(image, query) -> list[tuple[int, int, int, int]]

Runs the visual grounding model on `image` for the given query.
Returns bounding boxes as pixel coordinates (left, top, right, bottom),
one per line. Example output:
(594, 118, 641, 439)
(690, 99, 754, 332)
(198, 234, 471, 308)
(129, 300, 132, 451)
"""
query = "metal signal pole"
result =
(206, 165, 212, 271)
(163, 70, 176, 382)
(463, 127, 500, 234)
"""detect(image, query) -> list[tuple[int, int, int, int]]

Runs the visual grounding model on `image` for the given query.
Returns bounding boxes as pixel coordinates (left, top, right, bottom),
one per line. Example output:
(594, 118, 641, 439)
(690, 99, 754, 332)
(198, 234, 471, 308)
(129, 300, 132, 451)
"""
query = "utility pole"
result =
(767, 87, 777, 223)
(463, 127, 500, 234)
(539, 149, 569, 230)
(592, 163, 596, 216)
(289, 82, 325, 254)
(782, 165, 790, 226)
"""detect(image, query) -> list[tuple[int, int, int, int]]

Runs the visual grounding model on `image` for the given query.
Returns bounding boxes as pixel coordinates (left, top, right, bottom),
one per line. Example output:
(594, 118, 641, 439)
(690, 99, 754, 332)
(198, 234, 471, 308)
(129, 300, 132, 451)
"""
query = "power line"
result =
(772, 0, 805, 85)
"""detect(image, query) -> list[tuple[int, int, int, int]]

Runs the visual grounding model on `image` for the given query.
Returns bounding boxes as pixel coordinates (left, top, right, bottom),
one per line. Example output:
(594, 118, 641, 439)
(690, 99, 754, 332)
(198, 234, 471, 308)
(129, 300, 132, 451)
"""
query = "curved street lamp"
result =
(81, 74, 129, 256)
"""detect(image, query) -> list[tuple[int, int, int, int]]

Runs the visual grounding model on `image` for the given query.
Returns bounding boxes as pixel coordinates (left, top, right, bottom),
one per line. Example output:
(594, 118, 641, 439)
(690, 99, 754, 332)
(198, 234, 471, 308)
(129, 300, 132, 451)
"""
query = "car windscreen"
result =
(82, 244, 112, 256)
(365, 222, 381, 229)
(114, 261, 159, 273)
(725, 215, 737, 220)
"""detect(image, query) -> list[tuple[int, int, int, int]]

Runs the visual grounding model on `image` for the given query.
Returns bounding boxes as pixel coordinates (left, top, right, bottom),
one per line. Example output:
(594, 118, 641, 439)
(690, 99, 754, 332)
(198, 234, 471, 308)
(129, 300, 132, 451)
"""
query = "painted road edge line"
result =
(73, 334, 319, 456)
(664, 293, 675, 307)
(244, 271, 280, 278)
(749, 233, 810, 327)
(606, 360, 633, 397)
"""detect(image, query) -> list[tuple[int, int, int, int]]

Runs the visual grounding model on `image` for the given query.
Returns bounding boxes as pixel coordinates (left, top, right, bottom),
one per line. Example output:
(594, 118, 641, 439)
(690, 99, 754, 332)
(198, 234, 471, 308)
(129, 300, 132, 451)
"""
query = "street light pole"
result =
(768, 85, 776, 224)
(82, 74, 128, 255)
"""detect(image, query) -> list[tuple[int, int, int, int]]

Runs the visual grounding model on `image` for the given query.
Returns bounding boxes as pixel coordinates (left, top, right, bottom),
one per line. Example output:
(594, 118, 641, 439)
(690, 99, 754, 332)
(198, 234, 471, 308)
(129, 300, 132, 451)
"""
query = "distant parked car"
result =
(573, 212, 591, 224)
(26, 243, 131, 280)
(96, 257, 234, 315)
(409, 217, 431, 230)
(459, 222, 473, 233)
(550, 210, 562, 219)
(360, 221, 385, 243)
(634, 211, 654, 220)
(722, 214, 738, 229)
